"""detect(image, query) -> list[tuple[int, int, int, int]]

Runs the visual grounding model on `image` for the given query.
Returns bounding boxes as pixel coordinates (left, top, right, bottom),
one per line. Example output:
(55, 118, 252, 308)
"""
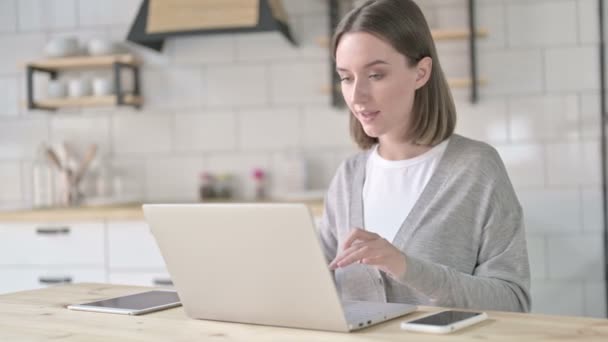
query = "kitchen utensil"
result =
(73, 144, 98, 185)
(87, 39, 116, 56)
(68, 78, 92, 98)
(92, 77, 114, 96)
(47, 80, 67, 98)
(44, 37, 79, 58)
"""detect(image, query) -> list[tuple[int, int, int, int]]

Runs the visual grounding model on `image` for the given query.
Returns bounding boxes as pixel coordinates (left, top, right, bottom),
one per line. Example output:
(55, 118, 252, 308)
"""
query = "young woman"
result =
(320, 0, 531, 312)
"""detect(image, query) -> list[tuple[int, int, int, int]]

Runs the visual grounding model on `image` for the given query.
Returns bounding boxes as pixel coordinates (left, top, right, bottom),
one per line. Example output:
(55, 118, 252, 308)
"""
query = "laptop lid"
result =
(143, 203, 351, 332)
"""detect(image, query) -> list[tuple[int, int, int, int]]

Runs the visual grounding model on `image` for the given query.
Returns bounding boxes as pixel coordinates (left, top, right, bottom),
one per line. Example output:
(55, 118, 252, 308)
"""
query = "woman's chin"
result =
(362, 126, 381, 138)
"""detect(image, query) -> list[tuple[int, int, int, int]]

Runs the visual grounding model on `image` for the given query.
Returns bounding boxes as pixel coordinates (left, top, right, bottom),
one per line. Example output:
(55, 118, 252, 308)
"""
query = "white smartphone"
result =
(400, 310, 488, 334)
(67, 290, 181, 315)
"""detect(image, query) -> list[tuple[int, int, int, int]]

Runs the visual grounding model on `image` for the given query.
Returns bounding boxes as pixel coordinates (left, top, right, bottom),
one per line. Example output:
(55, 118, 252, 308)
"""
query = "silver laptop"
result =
(142, 203, 416, 332)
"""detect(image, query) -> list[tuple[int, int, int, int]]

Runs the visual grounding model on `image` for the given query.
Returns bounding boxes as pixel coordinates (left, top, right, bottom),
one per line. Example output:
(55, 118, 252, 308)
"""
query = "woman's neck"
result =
(376, 137, 432, 161)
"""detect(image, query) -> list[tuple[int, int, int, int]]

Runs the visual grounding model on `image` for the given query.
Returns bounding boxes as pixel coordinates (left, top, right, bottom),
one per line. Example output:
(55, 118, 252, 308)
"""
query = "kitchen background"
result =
(0, 0, 605, 317)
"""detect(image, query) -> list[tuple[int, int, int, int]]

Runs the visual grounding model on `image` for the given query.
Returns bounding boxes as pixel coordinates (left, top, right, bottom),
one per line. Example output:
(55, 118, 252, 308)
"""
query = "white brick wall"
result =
(0, 0, 604, 318)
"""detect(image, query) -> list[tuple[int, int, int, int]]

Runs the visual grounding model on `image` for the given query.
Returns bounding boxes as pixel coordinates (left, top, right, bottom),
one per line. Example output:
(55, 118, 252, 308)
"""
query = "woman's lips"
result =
(358, 110, 380, 123)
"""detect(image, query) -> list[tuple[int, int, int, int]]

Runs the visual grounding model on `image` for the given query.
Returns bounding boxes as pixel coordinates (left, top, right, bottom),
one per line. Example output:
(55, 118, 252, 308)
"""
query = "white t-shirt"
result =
(363, 139, 449, 242)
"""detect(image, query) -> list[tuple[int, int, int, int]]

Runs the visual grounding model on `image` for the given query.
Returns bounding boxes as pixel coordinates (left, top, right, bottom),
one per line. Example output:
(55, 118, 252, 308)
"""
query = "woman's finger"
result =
(329, 241, 366, 269)
(334, 245, 374, 269)
(342, 228, 378, 250)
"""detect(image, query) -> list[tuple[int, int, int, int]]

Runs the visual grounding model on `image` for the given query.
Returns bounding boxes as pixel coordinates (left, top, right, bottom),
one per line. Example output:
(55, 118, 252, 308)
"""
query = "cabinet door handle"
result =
(36, 226, 71, 235)
(153, 278, 173, 286)
(38, 276, 73, 285)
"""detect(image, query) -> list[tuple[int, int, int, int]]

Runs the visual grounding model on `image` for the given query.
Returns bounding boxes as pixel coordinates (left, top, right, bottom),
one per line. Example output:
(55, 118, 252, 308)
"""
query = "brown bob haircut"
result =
(332, 0, 456, 149)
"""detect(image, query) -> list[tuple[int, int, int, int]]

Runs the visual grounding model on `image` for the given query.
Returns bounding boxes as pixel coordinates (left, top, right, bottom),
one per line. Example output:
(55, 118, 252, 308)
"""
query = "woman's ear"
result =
(415, 56, 432, 89)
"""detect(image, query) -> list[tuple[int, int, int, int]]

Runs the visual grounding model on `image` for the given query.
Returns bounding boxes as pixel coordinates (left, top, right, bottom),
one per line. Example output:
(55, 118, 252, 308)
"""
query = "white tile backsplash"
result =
(545, 46, 600, 92)
(545, 142, 583, 186)
(145, 156, 204, 202)
(518, 189, 581, 234)
(527, 235, 547, 279)
(235, 32, 300, 62)
(0, 33, 46, 74)
(578, 0, 599, 44)
(238, 108, 300, 151)
(506, 1, 577, 47)
(494, 143, 545, 188)
(302, 106, 353, 148)
(206, 65, 268, 107)
(455, 98, 508, 143)
(142, 67, 205, 109)
(584, 281, 607, 318)
(0, 0, 17, 32)
(581, 186, 603, 233)
(0, 162, 22, 202)
(580, 93, 600, 140)
(0, 118, 49, 160)
(111, 113, 172, 155)
(174, 111, 237, 152)
(581, 140, 601, 186)
(170, 35, 236, 65)
(77, 0, 140, 27)
(531, 280, 584, 316)
(547, 235, 604, 280)
(509, 95, 579, 142)
(270, 62, 329, 105)
(480, 50, 543, 95)
(18, 0, 77, 31)
(50, 114, 111, 154)
(0, 77, 19, 117)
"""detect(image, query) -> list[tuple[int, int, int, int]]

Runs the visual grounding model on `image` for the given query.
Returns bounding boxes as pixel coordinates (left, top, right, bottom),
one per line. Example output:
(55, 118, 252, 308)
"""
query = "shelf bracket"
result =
(112, 62, 141, 109)
(468, 0, 479, 103)
(26, 65, 58, 111)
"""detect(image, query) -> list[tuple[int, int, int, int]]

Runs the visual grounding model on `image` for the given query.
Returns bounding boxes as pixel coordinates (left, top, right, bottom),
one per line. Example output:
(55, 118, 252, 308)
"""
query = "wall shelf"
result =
(27, 54, 140, 70)
(25, 54, 142, 111)
(33, 95, 142, 110)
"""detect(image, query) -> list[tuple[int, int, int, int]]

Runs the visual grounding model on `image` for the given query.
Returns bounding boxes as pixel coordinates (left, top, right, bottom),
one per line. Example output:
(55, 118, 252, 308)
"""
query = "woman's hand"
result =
(328, 228, 407, 279)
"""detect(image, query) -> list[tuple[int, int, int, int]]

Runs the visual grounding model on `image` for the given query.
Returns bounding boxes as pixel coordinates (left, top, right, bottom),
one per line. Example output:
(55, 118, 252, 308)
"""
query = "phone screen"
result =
(82, 290, 180, 310)
(408, 311, 482, 326)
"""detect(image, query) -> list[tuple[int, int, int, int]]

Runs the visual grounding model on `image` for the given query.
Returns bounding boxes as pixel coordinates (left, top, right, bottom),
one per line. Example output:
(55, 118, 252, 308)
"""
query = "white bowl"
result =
(47, 80, 67, 98)
(68, 79, 92, 98)
(92, 77, 114, 96)
(44, 37, 79, 58)
(87, 39, 115, 56)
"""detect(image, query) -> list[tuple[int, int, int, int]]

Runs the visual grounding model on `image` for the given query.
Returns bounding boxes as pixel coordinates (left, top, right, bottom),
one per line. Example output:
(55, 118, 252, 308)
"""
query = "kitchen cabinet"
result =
(0, 221, 107, 294)
(0, 219, 171, 294)
(0, 222, 105, 266)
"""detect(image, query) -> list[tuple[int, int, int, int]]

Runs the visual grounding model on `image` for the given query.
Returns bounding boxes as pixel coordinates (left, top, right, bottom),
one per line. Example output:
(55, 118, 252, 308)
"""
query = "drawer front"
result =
(0, 222, 105, 266)
(108, 271, 173, 288)
(107, 221, 166, 269)
(0, 267, 106, 295)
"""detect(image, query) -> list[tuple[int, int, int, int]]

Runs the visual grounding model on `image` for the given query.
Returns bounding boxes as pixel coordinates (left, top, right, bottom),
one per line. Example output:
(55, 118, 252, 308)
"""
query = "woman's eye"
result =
(340, 76, 352, 82)
(369, 73, 383, 80)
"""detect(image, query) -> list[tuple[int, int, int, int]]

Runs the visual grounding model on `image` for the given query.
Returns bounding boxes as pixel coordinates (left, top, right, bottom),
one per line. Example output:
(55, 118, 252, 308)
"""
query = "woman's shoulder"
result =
(336, 148, 371, 176)
(446, 134, 506, 176)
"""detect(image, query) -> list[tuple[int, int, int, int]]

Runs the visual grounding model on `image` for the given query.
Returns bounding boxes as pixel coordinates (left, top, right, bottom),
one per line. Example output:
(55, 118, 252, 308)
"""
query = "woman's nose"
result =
(351, 79, 370, 103)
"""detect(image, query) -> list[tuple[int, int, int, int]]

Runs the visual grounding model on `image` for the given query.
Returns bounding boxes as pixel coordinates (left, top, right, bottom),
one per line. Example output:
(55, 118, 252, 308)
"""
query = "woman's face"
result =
(335, 32, 431, 143)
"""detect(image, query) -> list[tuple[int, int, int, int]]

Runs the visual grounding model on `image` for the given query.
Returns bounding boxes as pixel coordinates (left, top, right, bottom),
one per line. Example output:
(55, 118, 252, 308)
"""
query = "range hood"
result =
(127, 0, 296, 51)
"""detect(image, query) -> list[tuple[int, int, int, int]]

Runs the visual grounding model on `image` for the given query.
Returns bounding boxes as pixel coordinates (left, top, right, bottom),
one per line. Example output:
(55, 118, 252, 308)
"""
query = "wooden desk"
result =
(1, 283, 607, 341)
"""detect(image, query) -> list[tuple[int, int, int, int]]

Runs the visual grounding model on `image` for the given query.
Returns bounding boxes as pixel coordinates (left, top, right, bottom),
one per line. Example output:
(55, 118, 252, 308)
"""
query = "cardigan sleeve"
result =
(317, 164, 342, 265)
(396, 151, 531, 312)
